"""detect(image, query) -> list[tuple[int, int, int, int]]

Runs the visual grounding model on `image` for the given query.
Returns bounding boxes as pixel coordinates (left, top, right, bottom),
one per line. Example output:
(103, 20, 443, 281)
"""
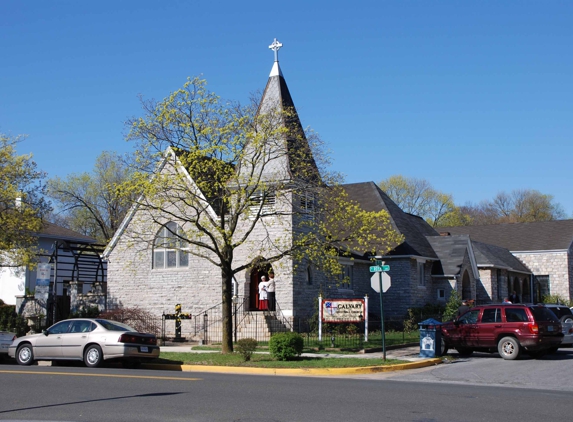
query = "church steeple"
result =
(257, 39, 321, 184)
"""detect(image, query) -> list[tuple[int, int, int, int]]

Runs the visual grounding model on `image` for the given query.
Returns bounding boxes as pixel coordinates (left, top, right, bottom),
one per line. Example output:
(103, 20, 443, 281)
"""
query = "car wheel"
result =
(560, 315, 573, 324)
(84, 345, 103, 368)
(547, 346, 559, 354)
(498, 336, 520, 360)
(16, 344, 34, 366)
(456, 347, 473, 357)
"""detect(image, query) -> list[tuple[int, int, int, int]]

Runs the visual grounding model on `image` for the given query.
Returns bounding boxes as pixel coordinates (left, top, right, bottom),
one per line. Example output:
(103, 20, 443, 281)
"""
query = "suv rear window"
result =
(528, 306, 559, 322)
(547, 306, 573, 319)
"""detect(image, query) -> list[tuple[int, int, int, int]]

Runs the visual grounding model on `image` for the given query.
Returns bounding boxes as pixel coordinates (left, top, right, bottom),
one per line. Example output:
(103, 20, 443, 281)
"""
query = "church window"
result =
(299, 191, 315, 220)
(153, 222, 189, 269)
(249, 190, 276, 216)
(306, 265, 313, 285)
(418, 260, 426, 286)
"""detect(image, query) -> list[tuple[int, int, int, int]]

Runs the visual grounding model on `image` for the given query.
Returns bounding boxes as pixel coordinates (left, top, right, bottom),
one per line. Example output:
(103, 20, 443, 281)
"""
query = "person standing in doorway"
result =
(267, 273, 276, 311)
(258, 276, 269, 310)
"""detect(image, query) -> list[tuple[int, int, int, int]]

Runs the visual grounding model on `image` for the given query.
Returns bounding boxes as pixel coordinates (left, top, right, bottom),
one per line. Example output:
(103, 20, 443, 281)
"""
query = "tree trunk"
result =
(221, 265, 234, 354)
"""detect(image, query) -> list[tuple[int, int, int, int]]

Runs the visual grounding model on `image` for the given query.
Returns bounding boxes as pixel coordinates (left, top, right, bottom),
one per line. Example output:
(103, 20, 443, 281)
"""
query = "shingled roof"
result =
(426, 234, 531, 277)
(257, 52, 321, 184)
(426, 235, 473, 276)
(341, 182, 439, 259)
(38, 221, 97, 243)
(471, 240, 531, 273)
(438, 220, 573, 251)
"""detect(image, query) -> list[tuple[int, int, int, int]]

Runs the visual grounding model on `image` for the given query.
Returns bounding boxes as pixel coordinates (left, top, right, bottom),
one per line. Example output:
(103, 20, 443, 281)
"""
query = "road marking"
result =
(0, 370, 201, 381)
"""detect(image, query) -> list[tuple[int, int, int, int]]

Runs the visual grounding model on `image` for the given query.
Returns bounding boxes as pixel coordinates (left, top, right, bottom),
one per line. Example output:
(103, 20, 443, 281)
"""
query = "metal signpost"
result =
(370, 260, 390, 360)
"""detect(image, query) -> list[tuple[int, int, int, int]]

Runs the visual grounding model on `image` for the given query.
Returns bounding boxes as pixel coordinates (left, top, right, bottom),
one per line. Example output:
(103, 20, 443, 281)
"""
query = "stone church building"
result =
(102, 41, 535, 334)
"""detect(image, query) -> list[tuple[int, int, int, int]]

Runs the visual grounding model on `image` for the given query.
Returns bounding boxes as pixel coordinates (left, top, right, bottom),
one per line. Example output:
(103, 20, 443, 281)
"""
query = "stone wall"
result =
(514, 250, 571, 301)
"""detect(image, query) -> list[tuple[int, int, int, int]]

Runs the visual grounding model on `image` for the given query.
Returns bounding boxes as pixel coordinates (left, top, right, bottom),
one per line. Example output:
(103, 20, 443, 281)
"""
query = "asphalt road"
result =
(0, 350, 572, 422)
(366, 346, 573, 391)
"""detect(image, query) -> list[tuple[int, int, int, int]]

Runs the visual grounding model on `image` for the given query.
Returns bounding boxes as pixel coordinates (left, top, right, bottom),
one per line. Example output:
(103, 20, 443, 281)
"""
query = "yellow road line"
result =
(0, 370, 201, 381)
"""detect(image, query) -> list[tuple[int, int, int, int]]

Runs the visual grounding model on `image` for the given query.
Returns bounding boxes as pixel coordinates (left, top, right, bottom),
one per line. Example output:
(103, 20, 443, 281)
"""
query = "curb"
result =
(140, 358, 442, 376)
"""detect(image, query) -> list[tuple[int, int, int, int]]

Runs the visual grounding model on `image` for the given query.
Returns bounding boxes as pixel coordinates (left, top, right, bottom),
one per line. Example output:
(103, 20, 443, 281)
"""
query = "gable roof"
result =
(341, 181, 439, 259)
(471, 240, 531, 273)
(38, 221, 97, 243)
(426, 235, 475, 277)
(438, 220, 573, 251)
(426, 234, 531, 277)
(103, 148, 219, 259)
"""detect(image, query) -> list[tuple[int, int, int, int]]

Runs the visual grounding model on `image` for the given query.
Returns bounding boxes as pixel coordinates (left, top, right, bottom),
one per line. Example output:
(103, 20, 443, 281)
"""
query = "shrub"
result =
(99, 307, 160, 335)
(0, 305, 30, 337)
(269, 332, 304, 361)
(443, 291, 462, 322)
(236, 338, 258, 361)
(542, 294, 573, 307)
(69, 305, 100, 318)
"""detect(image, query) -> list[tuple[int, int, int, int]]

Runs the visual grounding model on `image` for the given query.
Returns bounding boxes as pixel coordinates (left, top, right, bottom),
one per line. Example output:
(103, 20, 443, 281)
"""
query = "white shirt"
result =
(259, 281, 268, 300)
(266, 277, 276, 293)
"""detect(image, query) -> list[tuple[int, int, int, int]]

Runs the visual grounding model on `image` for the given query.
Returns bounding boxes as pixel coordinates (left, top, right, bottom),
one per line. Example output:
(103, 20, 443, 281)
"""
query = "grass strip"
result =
(155, 352, 404, 368)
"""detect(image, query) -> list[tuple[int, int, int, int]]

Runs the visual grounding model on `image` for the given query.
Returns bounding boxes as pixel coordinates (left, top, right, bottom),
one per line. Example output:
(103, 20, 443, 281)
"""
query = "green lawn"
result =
(155, 352, 404, 368)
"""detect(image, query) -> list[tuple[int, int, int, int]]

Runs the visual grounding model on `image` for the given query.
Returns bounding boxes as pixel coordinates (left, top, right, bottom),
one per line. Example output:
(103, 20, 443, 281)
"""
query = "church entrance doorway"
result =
(249, 262, 272, 311)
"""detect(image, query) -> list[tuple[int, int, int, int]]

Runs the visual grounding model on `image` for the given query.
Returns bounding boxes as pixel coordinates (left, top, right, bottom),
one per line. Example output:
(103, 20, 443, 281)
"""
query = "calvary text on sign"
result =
(321, 299, 365, 323)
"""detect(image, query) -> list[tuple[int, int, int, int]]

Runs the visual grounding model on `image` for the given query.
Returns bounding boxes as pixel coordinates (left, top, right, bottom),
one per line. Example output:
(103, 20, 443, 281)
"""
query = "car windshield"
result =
(95, 319, 136, 332)
(528, 306, 559, 322)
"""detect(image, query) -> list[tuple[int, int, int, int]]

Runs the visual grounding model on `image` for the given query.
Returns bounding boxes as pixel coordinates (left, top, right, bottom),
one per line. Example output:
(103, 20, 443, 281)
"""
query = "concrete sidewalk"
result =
(159, 343, 427, 362)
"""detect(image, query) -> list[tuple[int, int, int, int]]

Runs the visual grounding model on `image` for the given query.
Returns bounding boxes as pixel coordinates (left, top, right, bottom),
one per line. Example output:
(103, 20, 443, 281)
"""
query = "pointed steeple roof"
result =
(257, 39, 321, 184)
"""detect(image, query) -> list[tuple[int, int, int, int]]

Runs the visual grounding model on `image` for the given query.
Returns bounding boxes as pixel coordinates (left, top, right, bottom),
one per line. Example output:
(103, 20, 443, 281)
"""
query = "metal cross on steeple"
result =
(269, 38, 283, 62)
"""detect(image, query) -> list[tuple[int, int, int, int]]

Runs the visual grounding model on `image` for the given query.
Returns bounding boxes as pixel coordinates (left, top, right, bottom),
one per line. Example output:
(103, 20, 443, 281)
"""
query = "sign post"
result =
(370, 263, 391, 360)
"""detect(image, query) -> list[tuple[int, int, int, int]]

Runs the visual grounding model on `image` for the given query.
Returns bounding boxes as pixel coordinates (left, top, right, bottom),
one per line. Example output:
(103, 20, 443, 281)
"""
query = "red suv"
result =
(440, 304, 563, 360)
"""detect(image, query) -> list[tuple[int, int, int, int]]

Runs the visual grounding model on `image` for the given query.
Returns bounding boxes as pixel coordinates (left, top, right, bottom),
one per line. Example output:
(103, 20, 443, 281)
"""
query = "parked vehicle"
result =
(0, 331, 16, 360)
(543, 304, 573, 347)
(440, 304, 563, 360)
(8, 318, 159, 367)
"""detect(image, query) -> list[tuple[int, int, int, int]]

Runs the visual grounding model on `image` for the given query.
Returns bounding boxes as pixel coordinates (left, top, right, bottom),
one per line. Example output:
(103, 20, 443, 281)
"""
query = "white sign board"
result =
(371, 272, 391, 293)
(35, 263, 51, 300)
(321, 299, 365, 323)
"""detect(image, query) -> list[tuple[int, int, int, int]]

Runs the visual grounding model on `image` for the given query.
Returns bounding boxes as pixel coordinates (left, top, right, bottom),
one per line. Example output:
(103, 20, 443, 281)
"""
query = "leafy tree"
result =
(455, 189, 565, 226)
(378, 175, 457, 227)
(46, 151, 135, 243)
(0, 134, 50, 268)
(120, 77, 403, 353)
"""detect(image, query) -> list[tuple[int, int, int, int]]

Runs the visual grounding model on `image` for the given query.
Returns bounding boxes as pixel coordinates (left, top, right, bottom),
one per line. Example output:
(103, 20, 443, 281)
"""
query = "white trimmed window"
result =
(299, 191, 315, 220)
(153, 222, 189, 269)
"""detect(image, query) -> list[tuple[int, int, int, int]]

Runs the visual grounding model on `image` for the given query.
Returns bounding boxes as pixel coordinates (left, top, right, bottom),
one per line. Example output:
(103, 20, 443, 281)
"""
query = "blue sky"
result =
(2, 1, 572, 215)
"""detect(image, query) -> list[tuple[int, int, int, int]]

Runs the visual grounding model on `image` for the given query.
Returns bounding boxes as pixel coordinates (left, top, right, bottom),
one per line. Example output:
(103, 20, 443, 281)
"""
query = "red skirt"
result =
(259, 299, 268, 310)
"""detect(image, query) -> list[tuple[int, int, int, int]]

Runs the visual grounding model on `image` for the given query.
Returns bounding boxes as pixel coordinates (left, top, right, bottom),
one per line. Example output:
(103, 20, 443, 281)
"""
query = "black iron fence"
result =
(159, 298, 433, 349)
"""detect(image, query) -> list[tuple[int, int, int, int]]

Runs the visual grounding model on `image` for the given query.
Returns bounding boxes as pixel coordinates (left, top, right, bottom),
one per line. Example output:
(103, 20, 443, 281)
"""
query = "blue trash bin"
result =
(418, 318, 442, 358)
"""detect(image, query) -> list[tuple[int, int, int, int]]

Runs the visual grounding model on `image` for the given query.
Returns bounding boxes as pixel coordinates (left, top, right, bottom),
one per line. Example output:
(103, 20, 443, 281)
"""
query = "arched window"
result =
(306, 265, 313, 285)
(153, 222, 189, 269)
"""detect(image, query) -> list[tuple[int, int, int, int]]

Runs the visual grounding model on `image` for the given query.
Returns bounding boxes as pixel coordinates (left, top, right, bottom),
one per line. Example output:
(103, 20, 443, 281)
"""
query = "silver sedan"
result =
(8, 318, 160, 367)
